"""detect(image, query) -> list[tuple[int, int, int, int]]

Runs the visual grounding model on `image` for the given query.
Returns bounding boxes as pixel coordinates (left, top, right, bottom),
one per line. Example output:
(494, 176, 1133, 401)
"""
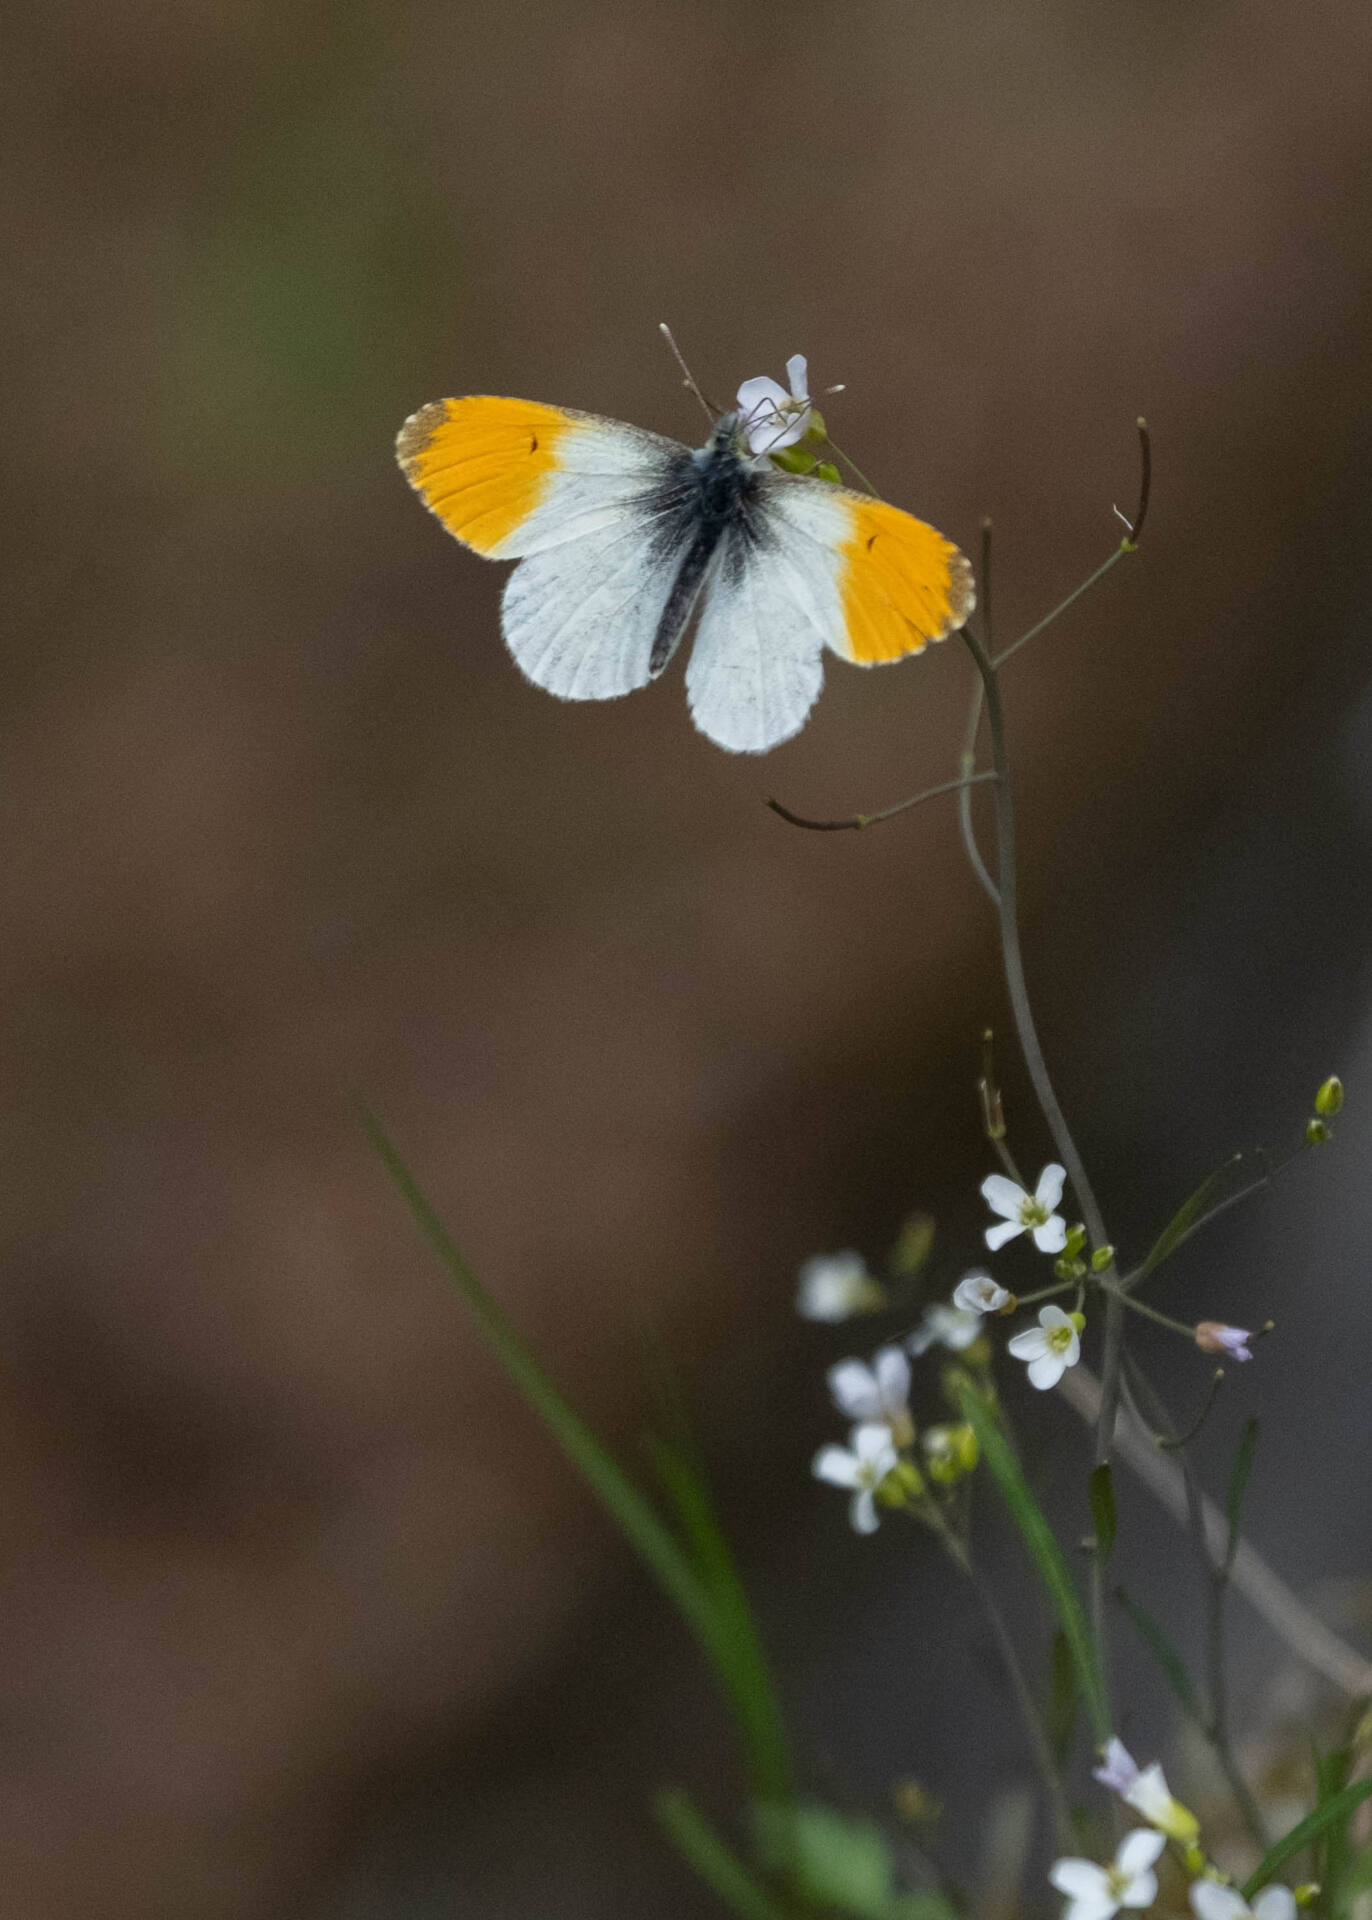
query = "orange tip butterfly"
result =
(395, 351, 974, 754)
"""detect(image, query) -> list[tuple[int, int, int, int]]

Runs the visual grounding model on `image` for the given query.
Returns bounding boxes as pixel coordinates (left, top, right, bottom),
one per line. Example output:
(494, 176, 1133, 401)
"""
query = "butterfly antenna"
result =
(658, 323, 720, 424)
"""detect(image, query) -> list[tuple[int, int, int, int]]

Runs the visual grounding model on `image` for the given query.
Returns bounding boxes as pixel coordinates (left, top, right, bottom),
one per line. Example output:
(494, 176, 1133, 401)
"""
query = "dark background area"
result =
(2, 3, 1371, 1915)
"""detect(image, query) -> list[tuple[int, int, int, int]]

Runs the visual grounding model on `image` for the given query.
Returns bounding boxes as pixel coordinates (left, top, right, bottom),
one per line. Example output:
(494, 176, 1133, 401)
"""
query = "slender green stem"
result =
(1112, 1289, 1197, 1340)
(767, 768, 995, 834)
(960, 623, 1125, 1714)
(940, 1530, 1075, 1854)
(1122, 1358, 1271, 1851)
(991, 547, 1128, 669)
(959, 674, 998, 906)
(1014, 1279, 1077, 1309)
(958, 627, 1124, 1465)
(1119, 1143, 1310, 1292)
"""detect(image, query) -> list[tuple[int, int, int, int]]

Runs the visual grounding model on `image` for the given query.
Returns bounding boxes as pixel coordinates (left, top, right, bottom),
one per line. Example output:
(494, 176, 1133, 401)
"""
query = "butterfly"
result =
(395, 359, 974, 753)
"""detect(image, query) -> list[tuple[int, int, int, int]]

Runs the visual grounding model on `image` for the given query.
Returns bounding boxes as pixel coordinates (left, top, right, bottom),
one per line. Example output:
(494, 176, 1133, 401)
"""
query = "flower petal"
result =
(954, 1273, 1011, 1314)
(850, 1488, 879, 1534)
(1251, 1890, 1296, 1920)
(1116, 1830, 1166, 1877)
(1032, 1216, 1069, 1253)
(827, 1360, 879, 1420)
(812, 1445, 859, 1489)
(1027, 1349, 1068, 1390)
(1007, 1327, 1049, 1360)
(1190, 1883, 1249, 1920)
(873, 1345, 911, 1406)
(785, 353, 809, 399)
(981, 1173, 1027, 1220)
(1035, 1163, 1067, 1211)
(1065, 1897, 1121, 1920)
(1051, 1861, 1109, 1901)
(735, 375, 788, 424)
(851, 1422, 897, 1470)
(1119, 1869, 1158, 1910)
(985, 1220, 1025, 1252)
(1093, 1736, 1139, 1794)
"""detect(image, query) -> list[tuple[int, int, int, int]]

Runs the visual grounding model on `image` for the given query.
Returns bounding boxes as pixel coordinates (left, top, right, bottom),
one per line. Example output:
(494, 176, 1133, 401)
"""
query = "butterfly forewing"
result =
(398, 396, 700, 698)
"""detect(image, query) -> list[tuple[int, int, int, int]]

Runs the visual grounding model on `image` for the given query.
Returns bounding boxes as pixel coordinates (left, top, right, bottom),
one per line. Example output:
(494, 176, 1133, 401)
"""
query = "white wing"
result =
(685, 484, 846, 754)
(503, 511, 694, 701)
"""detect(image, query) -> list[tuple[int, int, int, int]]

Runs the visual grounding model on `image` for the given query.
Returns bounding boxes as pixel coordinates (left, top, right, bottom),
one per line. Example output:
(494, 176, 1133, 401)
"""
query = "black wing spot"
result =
(530, 433, 539, 453)
(866, 533, 878, 552)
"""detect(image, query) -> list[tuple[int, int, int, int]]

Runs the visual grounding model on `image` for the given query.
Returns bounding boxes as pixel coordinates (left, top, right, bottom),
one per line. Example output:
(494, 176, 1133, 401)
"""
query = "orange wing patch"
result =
(836, 494, 975, 665)
(395, 396, 577, 556)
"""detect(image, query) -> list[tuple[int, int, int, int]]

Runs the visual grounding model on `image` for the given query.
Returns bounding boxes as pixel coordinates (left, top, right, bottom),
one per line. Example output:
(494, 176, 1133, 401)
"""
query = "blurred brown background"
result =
(3, 1, 1372, 1914)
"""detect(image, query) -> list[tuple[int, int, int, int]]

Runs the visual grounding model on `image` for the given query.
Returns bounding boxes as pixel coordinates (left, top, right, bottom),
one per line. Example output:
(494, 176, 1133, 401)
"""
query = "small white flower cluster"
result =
(1050, 1738, 1295, 1920)
(811, 1343, 978, 1532)
(802, 1160, 1262, 1536)
(906, 1162, 1084, 1391)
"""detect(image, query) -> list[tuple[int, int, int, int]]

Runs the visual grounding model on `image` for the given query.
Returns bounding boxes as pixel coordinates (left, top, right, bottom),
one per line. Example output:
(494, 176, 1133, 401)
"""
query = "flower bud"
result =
(1306, 1117, 1328, 1145)
(1091, 1244, 1116, 1272)
(1314, 1075, 1344, 1116)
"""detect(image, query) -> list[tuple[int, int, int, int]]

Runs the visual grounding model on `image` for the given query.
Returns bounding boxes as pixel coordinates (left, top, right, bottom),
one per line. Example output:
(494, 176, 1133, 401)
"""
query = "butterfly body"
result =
(397, 392, 973, 753)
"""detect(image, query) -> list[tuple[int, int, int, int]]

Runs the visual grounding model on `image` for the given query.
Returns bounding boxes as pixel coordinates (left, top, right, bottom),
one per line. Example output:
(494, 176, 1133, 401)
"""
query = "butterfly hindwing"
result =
(684, 472, 974, 752)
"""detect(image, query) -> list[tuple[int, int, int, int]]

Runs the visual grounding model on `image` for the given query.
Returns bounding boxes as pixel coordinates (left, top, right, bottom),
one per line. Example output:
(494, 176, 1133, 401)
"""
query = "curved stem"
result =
(958, 629, 1112, 1255)
(940, 1531, 1075, 1854)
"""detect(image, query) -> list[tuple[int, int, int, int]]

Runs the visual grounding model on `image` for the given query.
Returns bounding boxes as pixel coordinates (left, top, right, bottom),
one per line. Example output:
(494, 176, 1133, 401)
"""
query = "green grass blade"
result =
(1089, 1463, 1117, 1564)
(1133, 1154, 1244, 1284)
(1115, 1586, 1203, 1722)
(1224, 1419, 1259, 1579)
(658, 1790, 794, 1920)
(651, 1434, 793, 1805)
(1243, 1777, 1372, 1897)
(1333, 1846, 1372, 1919)
(364, 1107, 788, 1794)
(954, 1381, 1109, 1741)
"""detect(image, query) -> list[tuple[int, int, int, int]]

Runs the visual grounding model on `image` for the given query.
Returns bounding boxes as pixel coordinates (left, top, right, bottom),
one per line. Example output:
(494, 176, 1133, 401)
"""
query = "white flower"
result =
(1007, 1305, 1082, 1390)
(736, 354, 812, 455)
(1190, 1882, 1297, 1920)
(981, 1164, 1069, 1253)
(953, 1271, 1013, 1314)
(796, 1251, 883, 1321)
(827, 1347, 914, 1446)
(907, 1303, 982, 1357)
(1050, 1830, 1166, 1920)
(1194, 1321, 1254, 1362)
(812, 1423, 899, 1534)
(1093, 1738, 1199, 1843)
(1093, 1736, 1142, 1796)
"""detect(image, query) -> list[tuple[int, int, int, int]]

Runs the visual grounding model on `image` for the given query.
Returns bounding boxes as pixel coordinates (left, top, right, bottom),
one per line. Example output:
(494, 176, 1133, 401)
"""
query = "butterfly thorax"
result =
(644, 415, 768, 675)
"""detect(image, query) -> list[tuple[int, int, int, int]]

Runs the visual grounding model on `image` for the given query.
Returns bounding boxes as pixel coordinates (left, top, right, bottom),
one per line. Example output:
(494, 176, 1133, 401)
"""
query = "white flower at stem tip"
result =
(736, 354, 812, 455)
(1094, 1737, 1200, 1843)
(1194, 1321, 1254, 1362)
(907, 1303, 982, 1357)
(1051, 1833, 1166, 1920)
(981, 1164, 1069, 1253)
(812, 1423, 899, 1534)
(1007, 1304, 1082, 1390)
(827, 1347, 914, 1447)
(953, 1271, 1013, 1315)
(796, 1251, 884, 1322)
(1050, 1830, 1166, 1920)
(1092, 1737, 1141, 1795)
(1190, 1881, 1297, 1920)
